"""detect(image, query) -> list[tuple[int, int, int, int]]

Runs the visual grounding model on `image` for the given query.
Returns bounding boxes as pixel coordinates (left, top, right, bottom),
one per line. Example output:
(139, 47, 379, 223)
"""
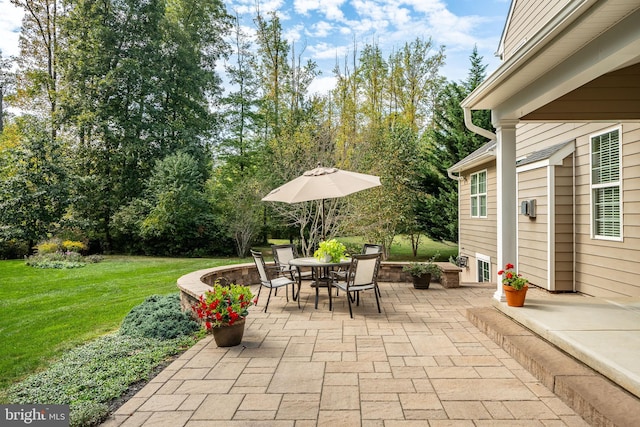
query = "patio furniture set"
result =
(251, 243, 383, 318)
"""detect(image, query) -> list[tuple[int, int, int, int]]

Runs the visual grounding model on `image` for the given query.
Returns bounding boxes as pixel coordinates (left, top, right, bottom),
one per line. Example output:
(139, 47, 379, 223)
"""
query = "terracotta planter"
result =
(503, 284, 528, 307)
(211, 318, 246, 347)
(412, 273, 431, 289)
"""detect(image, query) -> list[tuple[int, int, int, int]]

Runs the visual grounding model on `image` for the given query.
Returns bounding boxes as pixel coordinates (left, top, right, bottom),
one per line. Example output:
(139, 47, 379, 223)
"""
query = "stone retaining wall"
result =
(177, 261, 462, 312)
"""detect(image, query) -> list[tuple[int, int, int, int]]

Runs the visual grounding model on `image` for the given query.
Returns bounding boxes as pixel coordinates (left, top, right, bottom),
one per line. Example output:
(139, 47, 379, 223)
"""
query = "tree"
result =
(388, 38, 446, 131)
(0, 50, 15, 134)
(0, 116, 68, 251)
(419, 46, 493, 243)
(254, 10, 289, 141)
(219, 14, 262, 175)
(112, 152, 228, 256)
(58, 0, 232, 250)
(10, 0, 62, 143)
(346, 119, 421, 258)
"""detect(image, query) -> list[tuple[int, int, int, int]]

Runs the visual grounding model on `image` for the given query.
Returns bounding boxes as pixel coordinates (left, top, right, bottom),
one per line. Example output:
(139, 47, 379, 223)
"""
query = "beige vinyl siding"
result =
(517, 122, 640, 297)
(518, 166, 548, 288)
(502, 0, 565, 61)
(459, 162, 497, 283)
(554, 156, 575, 291)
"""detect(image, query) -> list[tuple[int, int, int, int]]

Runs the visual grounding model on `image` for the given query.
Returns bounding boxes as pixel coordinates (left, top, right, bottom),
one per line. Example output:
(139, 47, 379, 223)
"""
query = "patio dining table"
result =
(289, 257, 351, 309)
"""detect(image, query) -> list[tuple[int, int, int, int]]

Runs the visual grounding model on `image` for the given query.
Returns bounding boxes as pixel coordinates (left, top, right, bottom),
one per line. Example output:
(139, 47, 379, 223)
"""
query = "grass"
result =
(0, 256, 243, 397)
(266, 235, 458, 261)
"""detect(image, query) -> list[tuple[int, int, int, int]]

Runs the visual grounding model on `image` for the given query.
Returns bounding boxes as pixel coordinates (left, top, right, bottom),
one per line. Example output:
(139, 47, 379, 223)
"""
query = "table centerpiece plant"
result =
(314, 239, 347, 263)
(192, 280, 255, 346)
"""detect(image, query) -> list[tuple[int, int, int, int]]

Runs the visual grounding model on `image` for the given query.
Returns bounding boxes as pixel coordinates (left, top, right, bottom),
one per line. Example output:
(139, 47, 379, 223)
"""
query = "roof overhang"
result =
(462, 0, 640, 122)
(448, 140, 497, 176)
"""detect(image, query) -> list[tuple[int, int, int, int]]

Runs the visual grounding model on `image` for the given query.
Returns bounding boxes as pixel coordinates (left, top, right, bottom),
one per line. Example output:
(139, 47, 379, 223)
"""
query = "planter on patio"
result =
(412, 274, 432, 289)
(503, 284, 528, 307)
(211, 318, 245, 347)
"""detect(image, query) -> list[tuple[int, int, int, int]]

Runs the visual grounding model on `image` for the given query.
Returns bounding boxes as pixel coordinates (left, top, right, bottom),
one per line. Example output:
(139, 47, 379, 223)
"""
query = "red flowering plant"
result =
(192, 280, 255, 330)
(497, 263, 529, 290)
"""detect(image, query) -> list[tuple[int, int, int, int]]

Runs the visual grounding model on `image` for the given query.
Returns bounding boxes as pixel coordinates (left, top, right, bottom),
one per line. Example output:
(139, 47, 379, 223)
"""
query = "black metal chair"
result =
(337, 243, 384, 297)
(251, 250, 298, 312)
(329, 253, 382, 318)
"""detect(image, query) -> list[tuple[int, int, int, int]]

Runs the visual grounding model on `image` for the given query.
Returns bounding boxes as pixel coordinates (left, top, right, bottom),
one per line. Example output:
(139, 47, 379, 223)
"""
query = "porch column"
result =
(494, 121, 517, 302)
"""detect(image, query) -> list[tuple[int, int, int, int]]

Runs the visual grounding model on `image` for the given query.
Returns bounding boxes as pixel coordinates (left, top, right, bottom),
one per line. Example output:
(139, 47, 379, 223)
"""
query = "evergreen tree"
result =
(418, 47, 493, 243)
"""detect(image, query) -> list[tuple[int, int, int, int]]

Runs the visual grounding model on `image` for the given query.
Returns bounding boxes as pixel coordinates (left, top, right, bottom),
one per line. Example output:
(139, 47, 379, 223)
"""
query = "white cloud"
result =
(308, 21, 334, 38)
(307, 75, 336, 95)
(308, 41, 349, 60)
(0, 0, 23, 58)
(293, 0, 346, 21)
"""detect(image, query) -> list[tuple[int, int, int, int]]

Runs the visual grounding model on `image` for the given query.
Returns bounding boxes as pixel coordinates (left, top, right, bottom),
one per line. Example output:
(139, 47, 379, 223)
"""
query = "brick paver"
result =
(101, 282, 589, 426)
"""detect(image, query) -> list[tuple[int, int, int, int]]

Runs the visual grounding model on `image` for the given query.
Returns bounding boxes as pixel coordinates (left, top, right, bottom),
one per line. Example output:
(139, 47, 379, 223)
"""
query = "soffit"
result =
(462, 0, 640, 120)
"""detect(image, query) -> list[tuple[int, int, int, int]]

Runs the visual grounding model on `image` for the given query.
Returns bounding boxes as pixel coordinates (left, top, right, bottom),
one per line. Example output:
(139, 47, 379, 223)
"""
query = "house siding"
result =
(458, 162, 497, 283)
(517, 166, 548, 288)
(516, 122, 640, 297)
(502, 0, 565, 61)
(554, 155, 575, 292)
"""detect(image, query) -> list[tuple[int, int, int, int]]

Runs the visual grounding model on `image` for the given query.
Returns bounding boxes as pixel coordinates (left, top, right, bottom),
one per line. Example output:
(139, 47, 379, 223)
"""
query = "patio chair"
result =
(362, 243, 383, 255)
(272, 244, 313, 280)
(251, 250, 299, 312)
(271, 243, 312, 301)
(337, 243, 384, 297)
(329, 253, 382, 318)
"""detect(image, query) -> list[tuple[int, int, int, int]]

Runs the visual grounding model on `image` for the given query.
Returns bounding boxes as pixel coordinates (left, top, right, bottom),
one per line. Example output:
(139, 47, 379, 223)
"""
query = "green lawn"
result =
(0, 256, 243, 396)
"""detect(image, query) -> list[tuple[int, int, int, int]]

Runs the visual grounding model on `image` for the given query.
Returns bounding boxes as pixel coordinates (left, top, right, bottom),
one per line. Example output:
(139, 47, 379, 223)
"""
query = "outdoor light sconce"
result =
(457, 256, 469, 268)
(520, 199, 537, 218)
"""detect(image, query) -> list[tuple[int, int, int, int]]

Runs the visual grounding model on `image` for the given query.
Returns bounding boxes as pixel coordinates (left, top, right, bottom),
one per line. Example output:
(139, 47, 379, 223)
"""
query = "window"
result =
(470, 170, 487, 218)
(476, 254, 491, 282)
(591, 128, 622, 240)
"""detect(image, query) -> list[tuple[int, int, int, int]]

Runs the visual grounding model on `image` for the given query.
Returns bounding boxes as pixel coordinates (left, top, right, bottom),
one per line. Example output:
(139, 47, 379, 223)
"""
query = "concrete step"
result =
(467, 307, 640, 427)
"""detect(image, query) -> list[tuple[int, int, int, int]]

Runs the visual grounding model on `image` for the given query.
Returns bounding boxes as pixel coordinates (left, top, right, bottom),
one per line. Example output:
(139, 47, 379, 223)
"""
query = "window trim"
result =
(476, 253, 491, 283)
(470, 169, 488, 219)
(589, 126, 623, 242)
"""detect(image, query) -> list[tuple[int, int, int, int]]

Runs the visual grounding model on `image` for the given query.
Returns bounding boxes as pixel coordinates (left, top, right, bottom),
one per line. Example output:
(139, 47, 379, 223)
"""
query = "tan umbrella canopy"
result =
(262, 165, 381, 238)
(262, 165, 381, 203)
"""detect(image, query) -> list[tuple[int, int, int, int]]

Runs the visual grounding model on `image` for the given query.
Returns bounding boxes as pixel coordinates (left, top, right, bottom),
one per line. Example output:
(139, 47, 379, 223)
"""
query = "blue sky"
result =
(0, 0, 511, 95)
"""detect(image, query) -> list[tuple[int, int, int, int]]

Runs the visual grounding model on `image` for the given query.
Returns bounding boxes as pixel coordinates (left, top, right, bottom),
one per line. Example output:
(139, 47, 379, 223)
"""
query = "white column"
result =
(494, 121, 518, 302)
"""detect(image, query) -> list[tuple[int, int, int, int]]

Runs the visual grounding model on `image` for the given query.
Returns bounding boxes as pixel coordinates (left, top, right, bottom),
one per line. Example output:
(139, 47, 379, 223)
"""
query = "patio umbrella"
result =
(262, 165, 381, 239)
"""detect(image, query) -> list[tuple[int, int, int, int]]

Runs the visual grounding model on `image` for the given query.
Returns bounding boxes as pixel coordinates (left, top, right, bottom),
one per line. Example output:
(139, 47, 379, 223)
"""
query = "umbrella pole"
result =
(321, 199, 325, 240)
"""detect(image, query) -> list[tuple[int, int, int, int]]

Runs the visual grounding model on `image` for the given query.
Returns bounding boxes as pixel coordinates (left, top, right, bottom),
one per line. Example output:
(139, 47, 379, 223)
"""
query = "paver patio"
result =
(102, 281, 589, 426)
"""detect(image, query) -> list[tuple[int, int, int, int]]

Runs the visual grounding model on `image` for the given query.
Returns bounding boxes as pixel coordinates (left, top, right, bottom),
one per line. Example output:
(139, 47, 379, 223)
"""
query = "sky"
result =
(0, 0, 511, 95)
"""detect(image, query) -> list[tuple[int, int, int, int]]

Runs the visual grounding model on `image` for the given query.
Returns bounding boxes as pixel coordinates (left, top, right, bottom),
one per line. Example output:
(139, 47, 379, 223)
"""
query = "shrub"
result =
(7, 334, 194, 427)
(0, 237, 29, 259)
(36, 239, 61, 254)
(62, 240, 87, 253)
(25, 251, 86, 269)
(84, 254, 104, 263)
(120, 294, 200, 340)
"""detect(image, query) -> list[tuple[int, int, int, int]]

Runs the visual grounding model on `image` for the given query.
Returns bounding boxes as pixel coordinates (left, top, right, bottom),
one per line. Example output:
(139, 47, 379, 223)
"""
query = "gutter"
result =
(447, 169, 463, 181)
(463, 107, 496, 141)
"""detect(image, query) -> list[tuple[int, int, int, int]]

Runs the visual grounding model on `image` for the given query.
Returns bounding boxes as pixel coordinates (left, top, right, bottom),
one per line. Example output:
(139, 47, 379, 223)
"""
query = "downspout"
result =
(463, 107, 496, 141)
(448, 170, 463, 181)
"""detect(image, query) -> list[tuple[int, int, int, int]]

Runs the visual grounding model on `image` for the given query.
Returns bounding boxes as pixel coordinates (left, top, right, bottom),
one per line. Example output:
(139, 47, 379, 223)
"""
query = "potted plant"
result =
(314, 239, 347, 263)
(498, 263, 529, 307)
(403, 255, 441, 289)
(192, 280, 255, 346)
